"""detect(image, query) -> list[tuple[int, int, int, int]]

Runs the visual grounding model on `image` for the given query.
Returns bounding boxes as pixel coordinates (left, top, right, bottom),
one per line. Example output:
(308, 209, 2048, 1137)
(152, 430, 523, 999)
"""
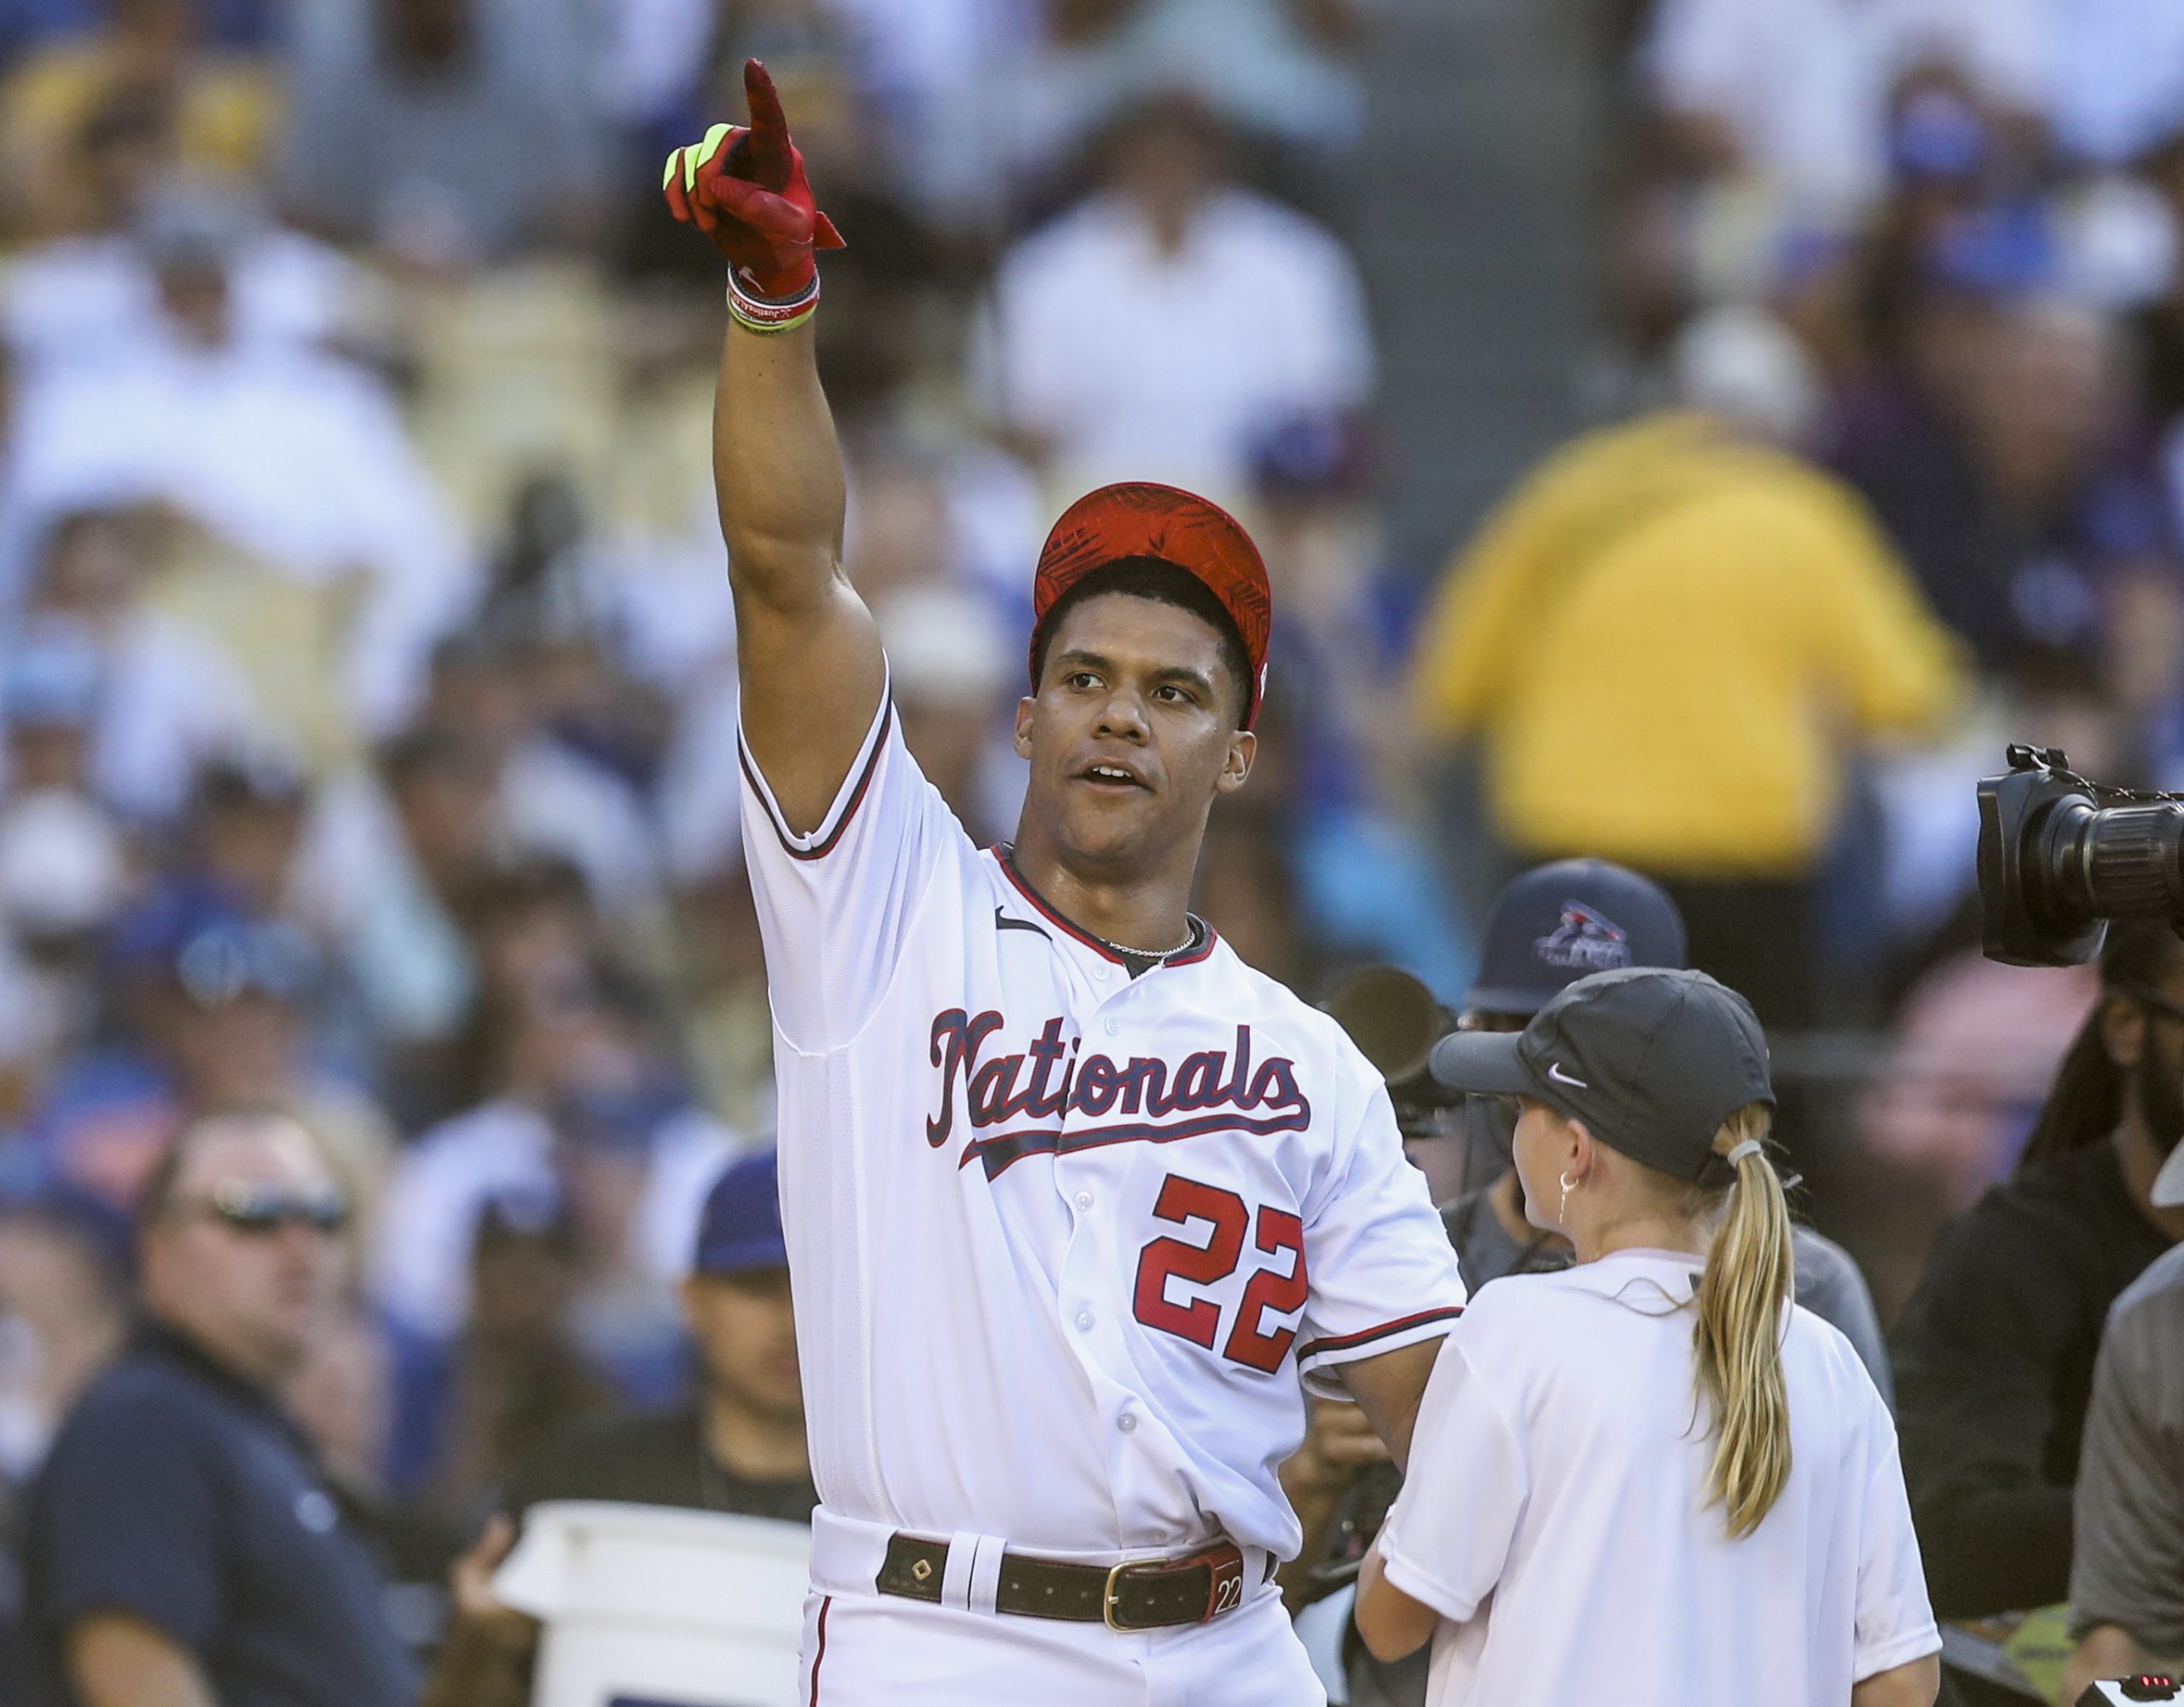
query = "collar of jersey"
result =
(1577, 1247, 1708, 1299)
(990, 847, 1219, 971)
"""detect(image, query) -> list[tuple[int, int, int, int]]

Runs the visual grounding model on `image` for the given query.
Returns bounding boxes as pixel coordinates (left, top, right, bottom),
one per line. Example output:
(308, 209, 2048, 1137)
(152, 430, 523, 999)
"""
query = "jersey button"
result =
(1074, 1190, 1094, 1211)
(1093, 963, 1112, 981)
(1074, 1310, 1095, 1333)
(1104, 1017, 1119, 1036)
(1117, 1413, 1138, 1434)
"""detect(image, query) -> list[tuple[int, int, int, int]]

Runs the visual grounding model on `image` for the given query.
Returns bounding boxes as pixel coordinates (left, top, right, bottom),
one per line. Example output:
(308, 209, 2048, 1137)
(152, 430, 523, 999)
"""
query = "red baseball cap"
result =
(1031, 482, 1271, 728)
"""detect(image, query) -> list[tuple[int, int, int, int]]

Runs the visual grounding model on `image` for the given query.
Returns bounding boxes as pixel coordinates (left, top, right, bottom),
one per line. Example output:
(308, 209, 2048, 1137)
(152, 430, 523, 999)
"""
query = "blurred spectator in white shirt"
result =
(4, 180, 367, 380)
(6, 209, 475, 732)
(1, 509, 265, 824)
(278, 0, 611, 268)
(977, 93, 1373, 508)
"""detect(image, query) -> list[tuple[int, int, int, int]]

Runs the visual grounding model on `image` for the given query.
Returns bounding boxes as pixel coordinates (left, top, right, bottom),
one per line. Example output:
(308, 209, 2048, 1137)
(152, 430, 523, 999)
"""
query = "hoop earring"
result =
(1558, 1170, 1577, 1224)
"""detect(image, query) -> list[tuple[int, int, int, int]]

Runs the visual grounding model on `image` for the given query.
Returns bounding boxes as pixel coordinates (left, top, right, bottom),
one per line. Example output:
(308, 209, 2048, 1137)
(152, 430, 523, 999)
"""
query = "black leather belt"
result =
(875, 1533, 1252, 1631)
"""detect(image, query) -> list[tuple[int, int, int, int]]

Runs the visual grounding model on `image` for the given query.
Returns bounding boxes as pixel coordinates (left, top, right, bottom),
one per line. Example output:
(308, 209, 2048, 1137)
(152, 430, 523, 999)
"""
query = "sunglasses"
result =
(180, 1181, 351, 1237)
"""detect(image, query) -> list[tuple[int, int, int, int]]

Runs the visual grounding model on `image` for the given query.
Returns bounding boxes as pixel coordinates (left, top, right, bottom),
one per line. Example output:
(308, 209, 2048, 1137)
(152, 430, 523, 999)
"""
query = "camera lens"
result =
(2042, 798, 2184, 926)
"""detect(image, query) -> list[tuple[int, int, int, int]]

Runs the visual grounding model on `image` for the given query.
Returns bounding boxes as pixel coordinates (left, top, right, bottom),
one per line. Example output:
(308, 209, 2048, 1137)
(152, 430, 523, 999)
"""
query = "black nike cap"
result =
(1429, 967, 1774, 1187)
(1465, 859, 1686, 1019)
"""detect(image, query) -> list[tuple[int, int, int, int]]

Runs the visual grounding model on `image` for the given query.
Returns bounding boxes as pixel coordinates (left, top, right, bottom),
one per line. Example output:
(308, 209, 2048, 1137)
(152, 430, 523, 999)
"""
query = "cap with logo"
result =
(1030, 482, 1271, 728)
(1429, 967, 1774, 1188)
(693, 1147, 788, 1276)
(1466, 858, 1687, 1019)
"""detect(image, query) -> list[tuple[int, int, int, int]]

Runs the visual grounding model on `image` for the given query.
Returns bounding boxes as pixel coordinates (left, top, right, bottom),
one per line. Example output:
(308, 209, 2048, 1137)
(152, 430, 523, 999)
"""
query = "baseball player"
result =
(661, 65, 1467, 1706)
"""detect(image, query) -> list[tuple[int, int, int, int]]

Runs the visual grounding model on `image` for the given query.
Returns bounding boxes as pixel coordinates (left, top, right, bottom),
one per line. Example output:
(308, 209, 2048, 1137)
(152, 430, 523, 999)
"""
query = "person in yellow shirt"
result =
(1411, 307, 1966, 1026)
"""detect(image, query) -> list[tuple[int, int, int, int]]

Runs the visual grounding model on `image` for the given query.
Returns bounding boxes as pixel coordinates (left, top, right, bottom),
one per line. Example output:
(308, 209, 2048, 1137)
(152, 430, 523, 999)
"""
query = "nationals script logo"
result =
(926, 1011, 1311, 1180)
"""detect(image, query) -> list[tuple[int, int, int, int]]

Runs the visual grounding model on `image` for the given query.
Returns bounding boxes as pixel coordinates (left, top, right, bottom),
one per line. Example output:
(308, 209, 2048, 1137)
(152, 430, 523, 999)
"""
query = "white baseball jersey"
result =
(741, 688, 1466, 1560)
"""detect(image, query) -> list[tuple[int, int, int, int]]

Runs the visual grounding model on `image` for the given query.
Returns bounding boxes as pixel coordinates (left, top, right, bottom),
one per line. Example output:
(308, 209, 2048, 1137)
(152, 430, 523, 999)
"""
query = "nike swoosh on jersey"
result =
(1547, 1062, 1589, 1089)
(995, 909, 1048, 938)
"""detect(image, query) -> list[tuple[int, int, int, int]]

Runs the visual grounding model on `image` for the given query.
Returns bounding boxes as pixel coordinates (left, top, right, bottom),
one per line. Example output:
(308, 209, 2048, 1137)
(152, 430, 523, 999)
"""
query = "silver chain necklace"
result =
(999, 846, 1197, 962)
(1091, 920, 1199, 961)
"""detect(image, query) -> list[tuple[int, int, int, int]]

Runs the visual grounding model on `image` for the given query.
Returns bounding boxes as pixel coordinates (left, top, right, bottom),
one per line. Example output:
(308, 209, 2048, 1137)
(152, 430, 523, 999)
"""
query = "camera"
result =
(1978, 746, 2184, 968)
(1321, 965, 1461, 1130)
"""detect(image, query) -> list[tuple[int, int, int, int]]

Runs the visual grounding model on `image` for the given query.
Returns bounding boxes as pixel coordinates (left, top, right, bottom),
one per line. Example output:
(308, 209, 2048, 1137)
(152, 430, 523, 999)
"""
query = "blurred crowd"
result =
(0, 0, 2179, 1700)
(1552, 0, 2184, 1311)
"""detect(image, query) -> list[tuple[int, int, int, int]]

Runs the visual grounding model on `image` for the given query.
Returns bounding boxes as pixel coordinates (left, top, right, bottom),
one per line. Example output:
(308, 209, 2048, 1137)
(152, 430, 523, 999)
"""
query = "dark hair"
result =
(1028, 556, 1252, 727)
(2016, 920, 2184, 1171)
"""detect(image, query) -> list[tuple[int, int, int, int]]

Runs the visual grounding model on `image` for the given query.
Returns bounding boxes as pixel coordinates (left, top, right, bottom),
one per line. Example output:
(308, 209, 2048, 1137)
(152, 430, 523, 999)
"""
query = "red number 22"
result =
(1131, 1176, 1308, 1373)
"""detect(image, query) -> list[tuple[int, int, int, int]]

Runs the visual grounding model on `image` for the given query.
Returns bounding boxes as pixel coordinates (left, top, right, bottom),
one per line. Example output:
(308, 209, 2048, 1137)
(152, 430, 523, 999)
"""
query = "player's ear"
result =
(1013, 696, 1037, 760)
(1214, 729, 1255, 793)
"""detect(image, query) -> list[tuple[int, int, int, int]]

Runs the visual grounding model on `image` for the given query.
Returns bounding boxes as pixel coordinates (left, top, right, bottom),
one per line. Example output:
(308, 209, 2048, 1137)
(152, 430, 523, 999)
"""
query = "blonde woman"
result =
(1355, 967, 1941, 1707)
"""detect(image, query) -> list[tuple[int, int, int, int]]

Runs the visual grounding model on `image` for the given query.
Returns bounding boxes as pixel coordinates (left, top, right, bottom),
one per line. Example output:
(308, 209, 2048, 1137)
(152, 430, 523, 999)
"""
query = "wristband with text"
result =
(727, 270, 819, 334)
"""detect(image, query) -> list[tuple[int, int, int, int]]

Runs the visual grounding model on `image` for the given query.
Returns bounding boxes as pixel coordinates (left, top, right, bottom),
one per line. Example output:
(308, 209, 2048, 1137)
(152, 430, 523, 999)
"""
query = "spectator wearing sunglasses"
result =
(1891, 920, 2184, 1705)
(16, 1110, 415, 1707)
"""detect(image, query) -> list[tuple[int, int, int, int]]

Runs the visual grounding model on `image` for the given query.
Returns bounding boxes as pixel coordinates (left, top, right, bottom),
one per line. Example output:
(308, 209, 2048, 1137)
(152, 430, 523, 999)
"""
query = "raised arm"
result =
(665, 61, 885, 833)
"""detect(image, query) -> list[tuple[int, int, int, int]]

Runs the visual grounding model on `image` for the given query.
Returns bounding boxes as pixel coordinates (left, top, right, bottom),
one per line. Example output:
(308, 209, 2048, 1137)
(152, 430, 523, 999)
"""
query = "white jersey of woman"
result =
(1378, 1248, 1938, 1707)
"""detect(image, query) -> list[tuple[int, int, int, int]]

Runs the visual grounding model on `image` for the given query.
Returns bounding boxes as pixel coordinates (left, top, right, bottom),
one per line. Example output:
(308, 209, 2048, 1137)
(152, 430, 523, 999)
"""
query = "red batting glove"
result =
(662, 60, 845, 323)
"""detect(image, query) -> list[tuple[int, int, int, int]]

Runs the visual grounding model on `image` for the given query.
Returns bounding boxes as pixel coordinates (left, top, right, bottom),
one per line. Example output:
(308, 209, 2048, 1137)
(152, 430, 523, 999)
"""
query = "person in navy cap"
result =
(426, 1147, 816, 1707)
(504, 1143, 810, 1518)
(1438, 859, 1693, 1290)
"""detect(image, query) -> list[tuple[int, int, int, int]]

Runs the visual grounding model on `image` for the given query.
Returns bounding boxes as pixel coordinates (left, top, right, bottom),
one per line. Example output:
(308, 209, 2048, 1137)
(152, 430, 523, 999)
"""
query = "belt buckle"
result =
(1102, 1558, 1154, 1633)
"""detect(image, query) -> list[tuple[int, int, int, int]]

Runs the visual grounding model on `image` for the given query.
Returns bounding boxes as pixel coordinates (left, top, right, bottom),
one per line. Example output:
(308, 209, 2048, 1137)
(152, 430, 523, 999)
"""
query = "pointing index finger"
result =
(742, 58, 790, 182)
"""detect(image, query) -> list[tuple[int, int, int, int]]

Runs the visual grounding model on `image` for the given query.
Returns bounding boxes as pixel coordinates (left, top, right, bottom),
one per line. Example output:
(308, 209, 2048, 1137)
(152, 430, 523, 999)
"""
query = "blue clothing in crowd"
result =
(20, 1322, 415, 1707)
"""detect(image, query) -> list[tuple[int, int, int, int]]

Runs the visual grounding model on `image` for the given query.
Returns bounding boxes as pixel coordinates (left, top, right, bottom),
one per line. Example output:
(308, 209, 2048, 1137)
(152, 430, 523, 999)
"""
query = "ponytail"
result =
(1692, 1102, 1793, 1540)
